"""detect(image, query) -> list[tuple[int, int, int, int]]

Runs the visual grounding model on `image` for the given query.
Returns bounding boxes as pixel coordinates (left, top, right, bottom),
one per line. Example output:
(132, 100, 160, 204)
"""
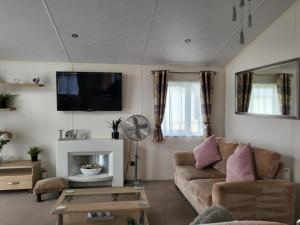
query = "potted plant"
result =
(0, 93, 14, 108)
(27, 146, 41, 161)
(107, 118, 122, 139)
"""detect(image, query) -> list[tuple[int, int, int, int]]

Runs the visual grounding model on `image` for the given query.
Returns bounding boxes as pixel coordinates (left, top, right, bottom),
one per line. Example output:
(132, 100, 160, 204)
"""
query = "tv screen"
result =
(56, 71, 122, 111)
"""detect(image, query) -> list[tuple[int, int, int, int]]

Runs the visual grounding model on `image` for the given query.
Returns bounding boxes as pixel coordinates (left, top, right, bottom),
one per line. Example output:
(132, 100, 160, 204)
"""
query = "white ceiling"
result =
(0, 0, 296, 66)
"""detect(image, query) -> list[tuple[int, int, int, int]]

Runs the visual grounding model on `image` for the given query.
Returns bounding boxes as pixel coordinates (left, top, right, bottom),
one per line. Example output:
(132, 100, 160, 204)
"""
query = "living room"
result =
(0, 0, 299, 225)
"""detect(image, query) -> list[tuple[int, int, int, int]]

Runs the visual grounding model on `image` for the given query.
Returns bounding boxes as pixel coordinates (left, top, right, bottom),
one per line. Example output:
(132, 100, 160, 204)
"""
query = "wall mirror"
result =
(235, 58, 300, 119)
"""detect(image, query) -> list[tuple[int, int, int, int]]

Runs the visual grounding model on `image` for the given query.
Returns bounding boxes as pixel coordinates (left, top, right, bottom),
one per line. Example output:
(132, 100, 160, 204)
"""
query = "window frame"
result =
(162, 76, 203, 137)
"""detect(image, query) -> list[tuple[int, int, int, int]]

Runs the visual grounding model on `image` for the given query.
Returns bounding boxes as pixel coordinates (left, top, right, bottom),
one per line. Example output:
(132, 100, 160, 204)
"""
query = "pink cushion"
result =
(226, 144, 255, 182)
(193, 135, 221, 169)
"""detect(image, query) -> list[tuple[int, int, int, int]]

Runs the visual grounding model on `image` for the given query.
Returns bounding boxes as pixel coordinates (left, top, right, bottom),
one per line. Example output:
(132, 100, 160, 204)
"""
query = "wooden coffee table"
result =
(50, 187, 150, 225)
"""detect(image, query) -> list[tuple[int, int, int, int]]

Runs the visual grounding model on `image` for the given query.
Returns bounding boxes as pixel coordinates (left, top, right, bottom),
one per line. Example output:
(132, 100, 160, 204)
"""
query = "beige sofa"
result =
(174, 138, 295, 225)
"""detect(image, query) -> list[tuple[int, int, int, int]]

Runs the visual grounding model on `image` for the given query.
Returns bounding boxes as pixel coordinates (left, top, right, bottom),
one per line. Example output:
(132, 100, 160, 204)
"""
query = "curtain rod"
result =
(169, 71, 200, 74)
(151, 70, 217, 74)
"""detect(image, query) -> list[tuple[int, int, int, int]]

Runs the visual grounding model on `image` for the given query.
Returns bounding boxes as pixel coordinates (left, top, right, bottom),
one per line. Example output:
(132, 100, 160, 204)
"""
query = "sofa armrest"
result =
(212, 180, 295, 225)
(174, 151, 195, 166)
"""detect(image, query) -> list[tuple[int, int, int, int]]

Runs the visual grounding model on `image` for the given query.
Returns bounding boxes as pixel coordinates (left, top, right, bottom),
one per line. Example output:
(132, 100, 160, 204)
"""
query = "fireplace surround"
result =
(56, 139, 124, 187)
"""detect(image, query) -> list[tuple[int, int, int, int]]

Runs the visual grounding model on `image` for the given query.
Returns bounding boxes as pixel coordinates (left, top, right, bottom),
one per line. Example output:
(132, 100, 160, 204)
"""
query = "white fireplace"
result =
(56, 139, 124, 187)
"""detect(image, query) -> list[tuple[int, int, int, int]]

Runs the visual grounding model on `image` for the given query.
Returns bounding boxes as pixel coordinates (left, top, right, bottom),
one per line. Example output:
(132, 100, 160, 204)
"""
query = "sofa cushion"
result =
(226, 144, 255, 182)
(213, 139, 238, 174)
(252, 147, 281, 180)
(176, 166, 225, 182)
(193, 135, 221, 169)
(187, 178, 225, 208)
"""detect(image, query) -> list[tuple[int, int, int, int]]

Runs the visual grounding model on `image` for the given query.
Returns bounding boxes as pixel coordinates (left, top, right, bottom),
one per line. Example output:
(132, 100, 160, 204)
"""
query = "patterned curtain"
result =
(152, 70, 168, 142)
(236, 72, 253, 112)
(199, 71, 216, 138)
(276, 73, 292, 115)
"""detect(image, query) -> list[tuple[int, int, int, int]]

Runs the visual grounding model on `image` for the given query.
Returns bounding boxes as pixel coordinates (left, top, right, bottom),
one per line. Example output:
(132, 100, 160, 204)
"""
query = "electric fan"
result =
(122, 115, 150, 186)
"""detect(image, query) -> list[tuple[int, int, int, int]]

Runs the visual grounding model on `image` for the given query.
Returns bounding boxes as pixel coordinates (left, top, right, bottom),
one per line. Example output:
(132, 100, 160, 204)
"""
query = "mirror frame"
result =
(235, 58, 300, 119)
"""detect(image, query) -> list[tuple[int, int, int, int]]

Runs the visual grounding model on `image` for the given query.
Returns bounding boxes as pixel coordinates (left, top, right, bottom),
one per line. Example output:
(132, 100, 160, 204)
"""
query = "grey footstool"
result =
(33, 177, 68, 202)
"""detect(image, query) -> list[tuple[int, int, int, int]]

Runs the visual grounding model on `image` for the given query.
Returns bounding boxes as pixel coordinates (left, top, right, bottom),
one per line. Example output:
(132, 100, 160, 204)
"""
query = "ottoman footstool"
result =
(33, 177, 67, 202)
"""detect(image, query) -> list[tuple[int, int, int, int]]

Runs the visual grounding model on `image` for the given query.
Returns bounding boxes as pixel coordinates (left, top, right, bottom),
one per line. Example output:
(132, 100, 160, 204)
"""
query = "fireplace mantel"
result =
(56, 139, 124, 187)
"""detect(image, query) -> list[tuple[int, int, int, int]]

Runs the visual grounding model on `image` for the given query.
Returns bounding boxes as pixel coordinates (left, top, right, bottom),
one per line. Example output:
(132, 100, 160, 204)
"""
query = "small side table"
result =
(0, 160, 41, 190)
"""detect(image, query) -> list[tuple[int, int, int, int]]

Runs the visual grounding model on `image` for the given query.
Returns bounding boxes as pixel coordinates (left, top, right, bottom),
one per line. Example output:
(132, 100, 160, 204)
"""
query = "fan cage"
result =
(122, 115, 150, 141)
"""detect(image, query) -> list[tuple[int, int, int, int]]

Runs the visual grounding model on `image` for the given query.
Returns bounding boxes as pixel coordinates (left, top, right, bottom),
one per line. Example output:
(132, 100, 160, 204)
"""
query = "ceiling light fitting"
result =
(232, 0, 252, 45)
(72, 34, 79, 38)
(184, 39, 191, 43)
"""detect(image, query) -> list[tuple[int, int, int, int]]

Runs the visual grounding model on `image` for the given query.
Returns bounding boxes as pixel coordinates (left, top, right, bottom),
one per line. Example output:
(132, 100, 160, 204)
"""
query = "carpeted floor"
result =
(0, 181, 197, 225)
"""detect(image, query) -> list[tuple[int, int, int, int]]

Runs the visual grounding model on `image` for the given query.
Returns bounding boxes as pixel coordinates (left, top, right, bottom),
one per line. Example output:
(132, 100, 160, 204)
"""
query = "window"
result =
(162, 80, 203, 136)
(248, 83, 280, 115)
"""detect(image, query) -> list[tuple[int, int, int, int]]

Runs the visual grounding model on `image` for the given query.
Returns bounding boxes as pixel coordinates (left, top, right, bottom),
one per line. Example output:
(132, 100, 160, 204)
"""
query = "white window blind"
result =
(162, 80, 203, 137)
(248, 83, 280, 115)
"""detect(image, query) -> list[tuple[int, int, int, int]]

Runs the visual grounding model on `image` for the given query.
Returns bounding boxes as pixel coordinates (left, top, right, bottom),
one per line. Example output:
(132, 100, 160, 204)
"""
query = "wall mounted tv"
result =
(56, 71, 122, 111)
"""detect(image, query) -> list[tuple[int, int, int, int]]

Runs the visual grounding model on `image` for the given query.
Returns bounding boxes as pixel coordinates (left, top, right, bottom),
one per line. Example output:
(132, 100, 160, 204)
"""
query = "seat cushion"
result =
(213, 139, 238, 174)
(187, 178, 225, 208)
(176, 166, 225, 182)
(252, 147, 281, 179)
(33, 177, 67, 194)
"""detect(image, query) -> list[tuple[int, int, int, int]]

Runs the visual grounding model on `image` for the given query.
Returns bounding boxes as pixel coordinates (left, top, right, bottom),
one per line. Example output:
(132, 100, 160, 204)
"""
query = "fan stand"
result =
(133, 141, 143, 188)
(126, 141, 143, 188)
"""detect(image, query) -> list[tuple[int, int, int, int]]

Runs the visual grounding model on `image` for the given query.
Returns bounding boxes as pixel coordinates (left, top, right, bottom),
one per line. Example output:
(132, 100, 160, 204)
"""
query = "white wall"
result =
(225, 0, 300, 217)
(0, 61, 225, 180)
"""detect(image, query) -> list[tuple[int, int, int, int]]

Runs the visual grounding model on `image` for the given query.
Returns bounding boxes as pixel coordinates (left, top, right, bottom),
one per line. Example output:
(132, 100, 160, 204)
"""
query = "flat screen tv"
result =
(56, 71, 122, 111)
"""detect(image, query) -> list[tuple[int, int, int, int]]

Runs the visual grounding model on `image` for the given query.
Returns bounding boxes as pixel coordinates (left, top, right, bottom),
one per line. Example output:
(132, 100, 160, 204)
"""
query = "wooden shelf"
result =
(0, 107, 16, 112)
(0, 169, 32, 176)
(0, 83, 44, 88)
(0, 160, 38, 169)
(0, 160, 41, 191)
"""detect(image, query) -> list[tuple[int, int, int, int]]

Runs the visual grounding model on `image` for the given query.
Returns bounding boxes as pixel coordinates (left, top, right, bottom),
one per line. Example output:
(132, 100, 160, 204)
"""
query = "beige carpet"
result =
(0, 180, 197, 225)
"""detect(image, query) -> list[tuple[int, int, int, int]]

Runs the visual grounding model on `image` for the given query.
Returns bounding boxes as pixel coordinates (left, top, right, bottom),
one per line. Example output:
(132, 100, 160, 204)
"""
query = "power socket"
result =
(130, 161, 136, 166)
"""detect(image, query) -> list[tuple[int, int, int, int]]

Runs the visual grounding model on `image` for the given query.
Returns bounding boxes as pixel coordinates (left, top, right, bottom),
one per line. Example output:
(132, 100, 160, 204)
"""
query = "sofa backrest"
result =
(214, 138, 282, 180)
(213, 138, 238, 174)
(252, 147, 281, 180)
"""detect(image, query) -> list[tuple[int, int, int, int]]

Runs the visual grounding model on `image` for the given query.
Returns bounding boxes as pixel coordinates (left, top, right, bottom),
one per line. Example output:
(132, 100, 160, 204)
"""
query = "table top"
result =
(51, 187, 150, 215)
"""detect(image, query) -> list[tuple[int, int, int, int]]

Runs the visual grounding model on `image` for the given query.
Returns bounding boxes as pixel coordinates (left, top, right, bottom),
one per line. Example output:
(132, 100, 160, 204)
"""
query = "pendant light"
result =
(232, 0, 237, 21)
(240, 29, 245, 45)
(231, 0, 253, 45)
(248, 0, 252, 28)
(239, 0, 245, 8)
(240, 6, 245, 45)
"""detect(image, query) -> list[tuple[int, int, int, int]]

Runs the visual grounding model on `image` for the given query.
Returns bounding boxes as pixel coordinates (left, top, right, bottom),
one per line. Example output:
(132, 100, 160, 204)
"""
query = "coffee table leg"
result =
(57, 214, 63, 225)
(140, 210, 145, 225)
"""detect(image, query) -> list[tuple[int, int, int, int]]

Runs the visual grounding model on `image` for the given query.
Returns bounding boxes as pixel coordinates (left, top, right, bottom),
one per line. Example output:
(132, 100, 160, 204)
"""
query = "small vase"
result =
(111, 132, 119, 139)
(0, 100, 8, 108)
(31, 155, 38, 161)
